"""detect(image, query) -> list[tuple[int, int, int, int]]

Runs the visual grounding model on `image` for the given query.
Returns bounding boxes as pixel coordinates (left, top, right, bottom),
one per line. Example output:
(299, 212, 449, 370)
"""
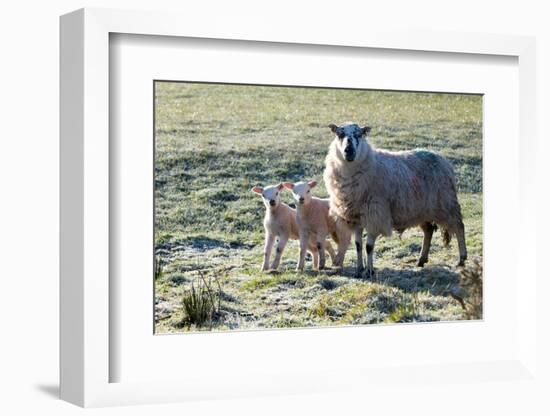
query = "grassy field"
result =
(154, 82, 483, 333)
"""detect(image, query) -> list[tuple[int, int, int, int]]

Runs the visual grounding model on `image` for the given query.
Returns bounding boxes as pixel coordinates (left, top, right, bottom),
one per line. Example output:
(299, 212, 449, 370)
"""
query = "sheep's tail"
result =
(442, 228, 452, 247)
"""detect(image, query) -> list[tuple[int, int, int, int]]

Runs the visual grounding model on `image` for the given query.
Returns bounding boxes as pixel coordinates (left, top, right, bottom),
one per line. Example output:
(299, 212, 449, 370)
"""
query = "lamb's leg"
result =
(311, 247, 320, 269)
(334, 228, 351, 268)
(418, 222, 436, 267)
(456, 221, 467, 267)
(296, 231, 309, 271)
(316, 234, 327, 270)
(261, 233, 275, 271)
(365, 233, 377, 279)
(325, 240, 337, 264)
(270, 234, 288, 270)
(307, 238, 320, 269)
(354, 227, 365, 278)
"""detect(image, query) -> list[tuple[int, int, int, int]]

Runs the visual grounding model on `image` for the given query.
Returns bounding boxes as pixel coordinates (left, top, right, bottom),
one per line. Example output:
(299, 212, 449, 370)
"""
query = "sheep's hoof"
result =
(417, 257, 428, 267)
(364, 268, 375, 279)
(354, 268, 365, 279)
(457, 256, 467, 267)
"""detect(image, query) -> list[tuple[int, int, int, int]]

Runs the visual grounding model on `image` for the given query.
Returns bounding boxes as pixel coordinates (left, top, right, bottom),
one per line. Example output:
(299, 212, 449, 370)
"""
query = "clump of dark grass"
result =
(309, 298, 330, 319)
(385, 293, 419, 323)
(181, 272, 222, 327)
(318, 278, 338, 291)
(451, 257, 483, 320)
(154, 255, 163, 280)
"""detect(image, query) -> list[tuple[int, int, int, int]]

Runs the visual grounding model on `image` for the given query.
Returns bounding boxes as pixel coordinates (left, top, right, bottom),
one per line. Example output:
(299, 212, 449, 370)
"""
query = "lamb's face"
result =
(251, 184, 283, 209)
(283, 180, 317, 206)
(328, 123, 371, 163)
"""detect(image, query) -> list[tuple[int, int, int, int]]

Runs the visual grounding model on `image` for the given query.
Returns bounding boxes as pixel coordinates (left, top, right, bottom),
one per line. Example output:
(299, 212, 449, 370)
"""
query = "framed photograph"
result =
(152, 80, 482, 335)
(60, 8, 539, 408)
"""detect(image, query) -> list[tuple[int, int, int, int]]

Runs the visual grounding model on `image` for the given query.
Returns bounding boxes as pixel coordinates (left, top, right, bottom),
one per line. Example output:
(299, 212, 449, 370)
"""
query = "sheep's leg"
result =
(270, 234, 289, 270)
(418, 222, 436, 267)
(365, 233, 377, 279)
(354, 227, 365, 278)
(261, 233, 276, 271)
(456, 221, 467, 267)
(334, 228, 351, 268)
(296, 231, 309, 271)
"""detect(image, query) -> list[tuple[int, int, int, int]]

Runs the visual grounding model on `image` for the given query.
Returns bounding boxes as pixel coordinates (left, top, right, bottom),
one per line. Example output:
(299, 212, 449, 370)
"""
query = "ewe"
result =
(283, 180, 351, 271)
(323, 122, 467, 278)
(252, 184, 319, 271)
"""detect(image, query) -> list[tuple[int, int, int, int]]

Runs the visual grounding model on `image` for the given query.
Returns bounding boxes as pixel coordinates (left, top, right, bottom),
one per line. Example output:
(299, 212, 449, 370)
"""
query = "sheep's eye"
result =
(307, 190, 310, 193)
(276, 192, 278, 196)
(338, 133, 345, 140)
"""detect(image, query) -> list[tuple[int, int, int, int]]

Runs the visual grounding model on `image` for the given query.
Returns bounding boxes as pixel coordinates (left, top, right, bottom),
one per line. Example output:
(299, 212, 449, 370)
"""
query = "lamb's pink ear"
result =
(282, 182, 294, 190)
(277, 183, 284, 191)
(308, 180, 318, 188)
(251, 186, 263, 195)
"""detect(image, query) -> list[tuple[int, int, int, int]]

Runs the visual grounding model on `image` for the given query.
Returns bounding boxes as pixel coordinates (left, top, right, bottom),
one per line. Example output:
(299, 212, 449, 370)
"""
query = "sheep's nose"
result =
(269, 200, 276, 206)
(344, 146, 355, 161)
(299, 197, 304, 204)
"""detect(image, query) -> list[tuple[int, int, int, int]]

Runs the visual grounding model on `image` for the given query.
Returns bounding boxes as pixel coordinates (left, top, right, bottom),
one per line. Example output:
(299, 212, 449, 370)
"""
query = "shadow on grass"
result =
(374, 266, 460, 297)
(158, 235, 255, 251)
(314, 262, 460, 298)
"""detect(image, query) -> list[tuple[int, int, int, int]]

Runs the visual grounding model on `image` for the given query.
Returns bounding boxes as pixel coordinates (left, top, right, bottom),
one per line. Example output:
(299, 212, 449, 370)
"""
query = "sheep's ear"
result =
(328, 124, 338, 133)
(282, 182, 294, 190)
(361, 126, 372, 136)
(251, 186, 263, 194)
(308, 180, 318, 188)
(277, 183, 284, 191)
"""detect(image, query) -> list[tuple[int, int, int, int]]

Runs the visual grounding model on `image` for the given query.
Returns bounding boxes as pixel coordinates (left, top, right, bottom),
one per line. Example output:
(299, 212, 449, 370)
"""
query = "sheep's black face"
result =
(329, 123, 371, 163)
(344, 142, 356, 161)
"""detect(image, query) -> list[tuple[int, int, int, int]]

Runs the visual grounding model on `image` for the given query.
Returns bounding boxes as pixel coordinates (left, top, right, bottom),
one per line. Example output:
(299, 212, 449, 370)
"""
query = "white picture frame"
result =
(60, 8, 538, 408)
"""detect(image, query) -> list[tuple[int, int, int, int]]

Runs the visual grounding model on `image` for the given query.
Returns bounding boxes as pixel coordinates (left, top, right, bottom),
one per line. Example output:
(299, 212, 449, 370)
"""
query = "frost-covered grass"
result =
(154, 82, 482, 333)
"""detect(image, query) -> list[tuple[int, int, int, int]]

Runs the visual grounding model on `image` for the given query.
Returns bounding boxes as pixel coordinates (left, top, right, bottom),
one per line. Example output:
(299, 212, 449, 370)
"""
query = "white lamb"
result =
(252, 183, 320, 271)
(282, 180, 351, 271)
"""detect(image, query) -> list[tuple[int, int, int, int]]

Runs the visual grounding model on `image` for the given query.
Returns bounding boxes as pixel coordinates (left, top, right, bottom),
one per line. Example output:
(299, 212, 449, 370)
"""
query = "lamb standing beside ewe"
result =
(282, 180, 351, 271)
(252, 184, 320, 271)
(323, 122, 467, 278)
